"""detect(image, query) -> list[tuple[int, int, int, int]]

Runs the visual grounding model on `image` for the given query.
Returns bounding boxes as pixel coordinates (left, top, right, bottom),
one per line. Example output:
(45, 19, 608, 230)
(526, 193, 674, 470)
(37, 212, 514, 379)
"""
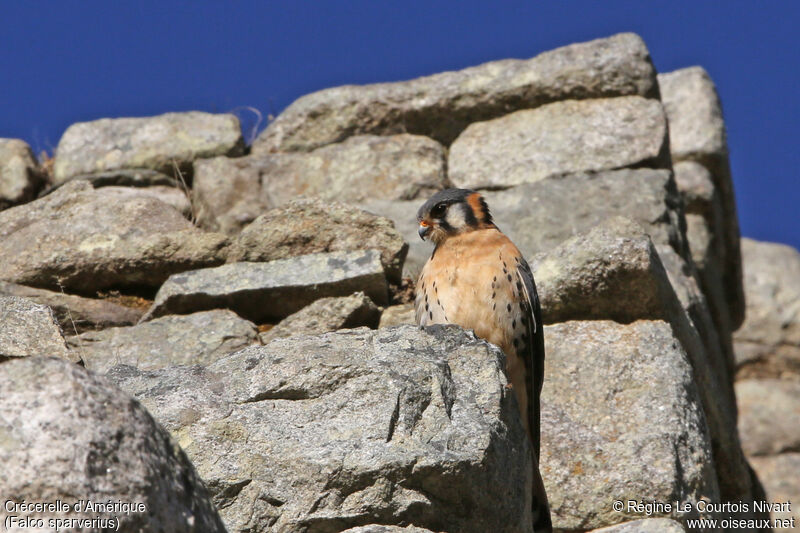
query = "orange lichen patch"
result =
(258, 323, 275, 333)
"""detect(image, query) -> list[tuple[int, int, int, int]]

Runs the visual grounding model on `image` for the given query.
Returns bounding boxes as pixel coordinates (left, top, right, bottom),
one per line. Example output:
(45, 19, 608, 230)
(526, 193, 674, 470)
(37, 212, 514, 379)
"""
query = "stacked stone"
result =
(2, 32, 791, 532)
(733, 239, 800, 531)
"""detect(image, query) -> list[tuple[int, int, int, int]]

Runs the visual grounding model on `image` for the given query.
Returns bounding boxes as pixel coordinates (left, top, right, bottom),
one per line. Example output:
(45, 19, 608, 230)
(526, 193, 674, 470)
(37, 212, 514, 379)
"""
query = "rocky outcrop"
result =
(449, 96, 669, 189)
(0, 357, 225, 532)
(227, 198, 408, 283)
(2, 31, 783, 533)
(106, 325, 534, 533)
(0, 138, 42, 209)
(0, 296, 71, 361)
(68, 310, 259, 374)
(0, 180, 228, 292)
(260, 292, 380, 343)
(254, 33, 657, 152)
(143, 249, 388, 322)
(53, 111, 244, 185)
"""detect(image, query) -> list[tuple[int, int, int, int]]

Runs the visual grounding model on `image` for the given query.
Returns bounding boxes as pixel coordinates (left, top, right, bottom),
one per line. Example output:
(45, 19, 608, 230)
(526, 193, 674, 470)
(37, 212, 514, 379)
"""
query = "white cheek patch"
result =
(445, 204, 469, 230)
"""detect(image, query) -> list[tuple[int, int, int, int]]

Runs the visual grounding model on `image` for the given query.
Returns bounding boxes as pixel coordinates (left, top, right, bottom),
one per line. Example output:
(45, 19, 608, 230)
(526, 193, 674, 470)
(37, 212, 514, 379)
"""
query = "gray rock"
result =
(94, 185, 193, 219)
(541, 320, 719, 530)
(656, 245, 751, 505)
(363, 168, 687, 279)
(734, 238, 800, 378)
(260, 292, 380, 343)
(0, 357, 225, 532)
(255, 32, 657, 152)
(658, 67, 727, 165)
(53, 111, 244, 185)
(659, 67, 743, 330)
(106, 325, 534, 533)
(227, 198, 409, 283)
(449, 96, 669, 189)
(748, 454, 800, 532)
(674, 160, 734, 352)
(0, 180, 228, 292)
(736, 379, 800, 457)
(589, 518, 686, 532)
(0, 138, 42, 209)
(143, 249, 388, 323)
(532, 217, 676, 324)
(379, 303, 416, 328)
(0, 281, 143, 333)
(194, 134, 447, 234)
(0, 296, 71, 362)
(69, 310, 258, 374)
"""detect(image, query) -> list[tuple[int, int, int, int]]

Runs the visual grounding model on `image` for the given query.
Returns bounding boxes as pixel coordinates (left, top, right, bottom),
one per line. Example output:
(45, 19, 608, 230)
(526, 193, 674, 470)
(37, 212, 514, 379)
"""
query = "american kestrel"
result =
(415, 188, 551, 532)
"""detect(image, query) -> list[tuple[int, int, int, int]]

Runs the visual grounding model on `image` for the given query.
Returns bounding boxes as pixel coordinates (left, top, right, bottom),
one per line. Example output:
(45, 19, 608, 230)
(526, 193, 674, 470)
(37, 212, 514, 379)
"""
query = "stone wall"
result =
(1, 32, 792, 532)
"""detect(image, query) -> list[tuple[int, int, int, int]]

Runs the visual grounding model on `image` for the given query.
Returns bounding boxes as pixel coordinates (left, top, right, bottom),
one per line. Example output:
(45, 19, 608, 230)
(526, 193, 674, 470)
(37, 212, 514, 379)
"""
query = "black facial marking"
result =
(507, 274, 512, 282)
(507, 303, 512, 312)
(491, 292, 496, 299)
(429, 310, 433, 320)
(512, 319, 516, 328)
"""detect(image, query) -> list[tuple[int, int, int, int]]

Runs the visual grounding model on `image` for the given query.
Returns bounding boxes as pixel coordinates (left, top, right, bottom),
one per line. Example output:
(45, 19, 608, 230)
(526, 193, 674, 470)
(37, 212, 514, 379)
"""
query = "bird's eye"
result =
(431, 202, 447, 217)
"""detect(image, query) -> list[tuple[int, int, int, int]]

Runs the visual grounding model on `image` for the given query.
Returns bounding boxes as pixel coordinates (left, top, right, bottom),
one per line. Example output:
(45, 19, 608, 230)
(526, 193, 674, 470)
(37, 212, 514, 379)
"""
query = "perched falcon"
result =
(415, 188, 551, 532)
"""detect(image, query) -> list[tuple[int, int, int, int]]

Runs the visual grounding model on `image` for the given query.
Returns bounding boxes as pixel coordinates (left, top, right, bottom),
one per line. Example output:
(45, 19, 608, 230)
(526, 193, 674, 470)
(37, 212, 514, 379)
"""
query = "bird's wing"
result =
(516, 255, 545, 460)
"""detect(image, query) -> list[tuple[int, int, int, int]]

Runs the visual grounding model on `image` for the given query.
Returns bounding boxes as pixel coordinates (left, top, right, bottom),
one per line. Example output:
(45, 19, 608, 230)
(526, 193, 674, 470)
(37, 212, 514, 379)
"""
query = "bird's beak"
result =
(418, 220, 431, 241)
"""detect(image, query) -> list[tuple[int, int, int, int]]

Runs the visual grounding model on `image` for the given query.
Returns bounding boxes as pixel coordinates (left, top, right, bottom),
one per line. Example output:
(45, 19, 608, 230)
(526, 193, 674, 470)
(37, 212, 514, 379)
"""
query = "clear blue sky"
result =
(2, 1, 798, 250)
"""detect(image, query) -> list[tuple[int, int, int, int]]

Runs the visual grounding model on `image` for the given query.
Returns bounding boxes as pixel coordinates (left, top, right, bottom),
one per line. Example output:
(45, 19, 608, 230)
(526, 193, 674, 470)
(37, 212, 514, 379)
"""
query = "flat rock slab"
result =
(0, 296, 71, 361)
(228, 198, 408, 284)
(106, 325, 533, 533)
(69, 310, 258, 374)
(0, 281, 143, 333)
(748, 453, 800, 532)
(255, 32, 657, 151)
(143, 249, 388, 323)
(0, 180, 228, 292)
(734, 238, 800, 378)
(0, 357, 225, 532)
(541, 320, 719, 531)
(194, 134, 447, 234)
(260, 292, 380, 343)
(0, 138, 42, 208)
(736, 379, 800, 457)
(53, 111, 244, 185)
(449, 96, 668, 189)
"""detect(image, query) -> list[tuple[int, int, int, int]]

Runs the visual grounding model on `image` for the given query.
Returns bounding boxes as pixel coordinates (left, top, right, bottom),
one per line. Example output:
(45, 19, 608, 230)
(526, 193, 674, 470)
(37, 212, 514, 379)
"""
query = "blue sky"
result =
(2, 1, 798, 250)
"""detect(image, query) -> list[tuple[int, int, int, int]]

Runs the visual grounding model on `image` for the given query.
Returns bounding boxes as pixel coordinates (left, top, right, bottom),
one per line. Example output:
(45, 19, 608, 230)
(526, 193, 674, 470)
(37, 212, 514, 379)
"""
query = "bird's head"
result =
(416, 188, 495, 244)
